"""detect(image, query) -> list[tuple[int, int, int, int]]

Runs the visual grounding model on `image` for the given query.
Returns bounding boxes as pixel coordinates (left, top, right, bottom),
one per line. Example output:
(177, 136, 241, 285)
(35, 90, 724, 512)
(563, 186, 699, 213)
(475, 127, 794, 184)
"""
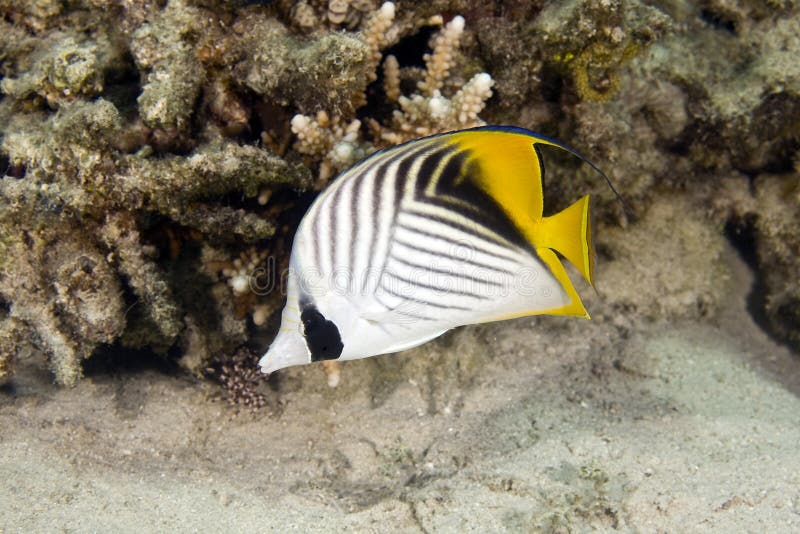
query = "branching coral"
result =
(1, 100, 310, 241)
(291, 111, 367, 185)
(234, 10, 373, 118)
(0, 214, 126, 385)
(286, 1, 400, 180)
(130, 0, 207, 132)
(0, 34, 112, 108)
(377, 14, 495, 140)
(290, 5, 495, 181)
(0, 2, 314, 384)
(286, 0, 380, 32)
(360, 0, 398, 83)
(0, 95, 309, 382)
(371, 13, 497, 144)
(372, 70, 494, 145)
(417, 13, 464, 96)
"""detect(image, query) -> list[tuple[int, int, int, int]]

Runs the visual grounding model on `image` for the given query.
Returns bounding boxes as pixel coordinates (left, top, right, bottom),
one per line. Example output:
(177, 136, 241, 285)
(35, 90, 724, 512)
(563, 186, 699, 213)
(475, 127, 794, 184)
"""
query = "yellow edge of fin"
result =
(536, 194, 595, 286)
(474, 247, 589, 324)
(440, 128, 594, 321)
(535, 247, 590, 318)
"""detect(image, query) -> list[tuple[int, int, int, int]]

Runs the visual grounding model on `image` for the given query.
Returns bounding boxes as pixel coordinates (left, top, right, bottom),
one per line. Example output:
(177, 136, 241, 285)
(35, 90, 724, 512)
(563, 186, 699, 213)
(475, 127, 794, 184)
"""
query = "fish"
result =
(259, 125, 612, 375)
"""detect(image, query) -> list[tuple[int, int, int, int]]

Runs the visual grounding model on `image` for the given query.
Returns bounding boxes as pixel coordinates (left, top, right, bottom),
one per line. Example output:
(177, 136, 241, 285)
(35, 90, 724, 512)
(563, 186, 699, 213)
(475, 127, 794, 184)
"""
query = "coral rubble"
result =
(1, 0, 799, 389)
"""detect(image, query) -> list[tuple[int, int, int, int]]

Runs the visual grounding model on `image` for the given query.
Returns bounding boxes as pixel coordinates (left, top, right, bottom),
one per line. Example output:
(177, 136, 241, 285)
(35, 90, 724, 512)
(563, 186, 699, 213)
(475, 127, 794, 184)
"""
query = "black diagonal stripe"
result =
(418, 148, 493, 220)
(393, 235, 516, 276)
(384, 269, 489, 300)
(396, 219, 522, 265)
(374, 294, 436, 321)
(412, 144, 459, 195)
(388, 252, 504, 288)
(403, 206, 511, 248)
(380, 282, 471, 311)
(429, 153, 533, 251)
(426, 147, 469, 196)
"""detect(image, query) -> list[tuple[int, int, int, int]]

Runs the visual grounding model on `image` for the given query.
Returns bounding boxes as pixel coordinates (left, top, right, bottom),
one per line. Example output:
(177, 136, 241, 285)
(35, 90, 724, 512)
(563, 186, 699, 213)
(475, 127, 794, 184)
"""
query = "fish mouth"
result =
(258, 330, 310, 374)
(257, 357, 275, 375)
(258, 356, 289, 375)
(258, 354, 285, 375)
(259, 355, 309, 375)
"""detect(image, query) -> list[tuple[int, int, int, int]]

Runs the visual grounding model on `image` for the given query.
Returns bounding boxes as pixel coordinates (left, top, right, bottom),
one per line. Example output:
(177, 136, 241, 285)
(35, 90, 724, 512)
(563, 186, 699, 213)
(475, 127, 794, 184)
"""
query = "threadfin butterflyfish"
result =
(259, 126, 612, 375)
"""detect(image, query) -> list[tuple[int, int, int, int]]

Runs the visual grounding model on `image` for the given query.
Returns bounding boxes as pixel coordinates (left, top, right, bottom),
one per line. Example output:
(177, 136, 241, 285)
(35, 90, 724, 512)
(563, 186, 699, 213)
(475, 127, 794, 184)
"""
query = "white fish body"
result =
(260, 126, 597, 374)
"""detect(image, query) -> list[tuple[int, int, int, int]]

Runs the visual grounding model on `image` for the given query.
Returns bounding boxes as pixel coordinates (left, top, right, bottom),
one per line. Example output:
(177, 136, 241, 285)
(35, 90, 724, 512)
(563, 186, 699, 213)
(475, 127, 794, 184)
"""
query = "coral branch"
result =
(418, 15, 464, 97)
(101, 213, 182, 344)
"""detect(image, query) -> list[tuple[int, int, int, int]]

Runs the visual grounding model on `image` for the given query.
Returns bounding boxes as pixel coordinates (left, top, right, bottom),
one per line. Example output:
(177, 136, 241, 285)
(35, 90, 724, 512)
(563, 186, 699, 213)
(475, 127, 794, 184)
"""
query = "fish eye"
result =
(300, 305, 344, 362)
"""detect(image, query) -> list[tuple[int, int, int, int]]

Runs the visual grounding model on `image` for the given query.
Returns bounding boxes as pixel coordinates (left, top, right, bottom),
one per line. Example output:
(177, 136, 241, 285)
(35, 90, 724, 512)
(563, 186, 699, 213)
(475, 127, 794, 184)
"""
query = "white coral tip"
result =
(332, 141, 354, 162)
(450, 15, 465, 32)
(473, 72, 493, 92)
(429, 96, 447, 117)
(231, 275, 249, 295)
(379, 2, 395, 19)
(291, 114, 310, 134)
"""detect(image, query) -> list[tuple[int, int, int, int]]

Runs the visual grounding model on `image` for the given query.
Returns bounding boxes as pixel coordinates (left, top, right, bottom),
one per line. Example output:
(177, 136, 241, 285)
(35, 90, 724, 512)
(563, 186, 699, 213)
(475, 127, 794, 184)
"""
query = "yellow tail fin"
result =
(535, 195, 594, 287)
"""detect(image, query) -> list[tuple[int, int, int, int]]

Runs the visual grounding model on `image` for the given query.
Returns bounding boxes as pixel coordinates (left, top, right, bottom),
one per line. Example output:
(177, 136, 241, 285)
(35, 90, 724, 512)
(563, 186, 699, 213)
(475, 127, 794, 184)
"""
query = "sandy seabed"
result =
(1, 249, 798, 533)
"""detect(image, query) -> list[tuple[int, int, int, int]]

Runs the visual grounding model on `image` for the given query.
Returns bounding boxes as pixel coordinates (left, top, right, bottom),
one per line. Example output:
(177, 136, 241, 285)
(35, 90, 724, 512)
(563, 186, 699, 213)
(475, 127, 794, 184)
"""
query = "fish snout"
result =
(258, 329, 310, 374)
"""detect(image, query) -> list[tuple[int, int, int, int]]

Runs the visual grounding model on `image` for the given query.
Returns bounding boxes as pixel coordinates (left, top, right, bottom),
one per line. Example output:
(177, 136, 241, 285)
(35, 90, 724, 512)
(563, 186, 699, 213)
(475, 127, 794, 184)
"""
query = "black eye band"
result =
(300, 305, 344, 361)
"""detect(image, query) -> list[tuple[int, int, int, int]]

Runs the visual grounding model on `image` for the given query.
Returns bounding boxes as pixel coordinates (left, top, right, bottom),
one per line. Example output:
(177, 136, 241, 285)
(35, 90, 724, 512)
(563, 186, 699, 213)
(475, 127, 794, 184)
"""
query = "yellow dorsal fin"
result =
(445, 128, 553, 232)
(444, 128, 595, 285)
(442, 125, 623, 229)
(536, 195, 595, 286)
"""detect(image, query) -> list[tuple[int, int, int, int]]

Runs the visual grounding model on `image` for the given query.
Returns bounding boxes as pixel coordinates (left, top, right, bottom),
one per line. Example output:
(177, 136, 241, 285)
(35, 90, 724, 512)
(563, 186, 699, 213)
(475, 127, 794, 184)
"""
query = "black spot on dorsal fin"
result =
(300, 305, 344, 362)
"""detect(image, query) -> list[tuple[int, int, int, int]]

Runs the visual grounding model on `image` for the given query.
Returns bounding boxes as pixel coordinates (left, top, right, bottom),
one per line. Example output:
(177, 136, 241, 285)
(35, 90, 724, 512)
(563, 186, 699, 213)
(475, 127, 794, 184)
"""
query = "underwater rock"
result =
(751, 174, 800, 351)
(533, 0, 672, 102)
(0, 0, 63, 32)
(234, 10, 372, 116)
(639, 6, 800, 173)
(0, 216, 126, 386)
(599, 195, 729, 320)
(131, 0, 208, 132)
(1, 35, 103, 106)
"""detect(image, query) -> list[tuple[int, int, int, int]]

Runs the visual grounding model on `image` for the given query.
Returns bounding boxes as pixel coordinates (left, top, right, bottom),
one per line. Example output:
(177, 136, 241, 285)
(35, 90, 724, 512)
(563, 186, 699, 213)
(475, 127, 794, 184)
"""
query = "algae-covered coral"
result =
(0, 0, 318, 385)
(1, 0, 799, 387)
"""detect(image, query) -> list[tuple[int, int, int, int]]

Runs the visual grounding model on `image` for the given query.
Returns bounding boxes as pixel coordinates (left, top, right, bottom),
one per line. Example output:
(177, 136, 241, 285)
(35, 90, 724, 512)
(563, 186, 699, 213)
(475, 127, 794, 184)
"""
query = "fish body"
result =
(260, 126, 597, 375)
